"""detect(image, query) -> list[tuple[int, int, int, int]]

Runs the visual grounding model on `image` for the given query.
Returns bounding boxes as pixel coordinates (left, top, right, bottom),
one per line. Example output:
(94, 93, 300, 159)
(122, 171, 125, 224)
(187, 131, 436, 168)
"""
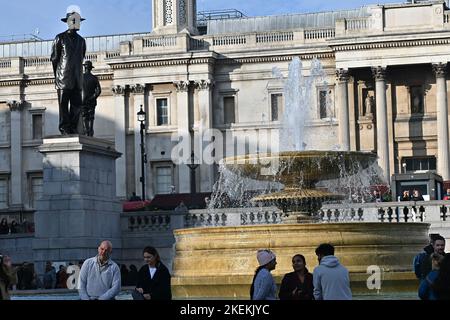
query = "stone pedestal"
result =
(33, 135, 122, 274)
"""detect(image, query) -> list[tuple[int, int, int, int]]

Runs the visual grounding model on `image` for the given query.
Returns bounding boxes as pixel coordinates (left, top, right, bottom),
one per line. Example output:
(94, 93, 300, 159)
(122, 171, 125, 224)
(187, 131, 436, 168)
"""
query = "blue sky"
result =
(0, 0, 402, 40)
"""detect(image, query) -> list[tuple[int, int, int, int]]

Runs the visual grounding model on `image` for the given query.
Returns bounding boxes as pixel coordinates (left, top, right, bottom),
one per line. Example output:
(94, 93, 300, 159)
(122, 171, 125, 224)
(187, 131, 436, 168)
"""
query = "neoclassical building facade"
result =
(1, 0, 450, 217)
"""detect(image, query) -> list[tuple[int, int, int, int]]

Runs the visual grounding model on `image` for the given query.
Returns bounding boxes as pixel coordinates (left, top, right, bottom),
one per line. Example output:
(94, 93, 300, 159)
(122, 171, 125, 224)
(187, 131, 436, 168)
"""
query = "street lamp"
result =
(187, 152, 199, 194)
(137, 105, 147, 201)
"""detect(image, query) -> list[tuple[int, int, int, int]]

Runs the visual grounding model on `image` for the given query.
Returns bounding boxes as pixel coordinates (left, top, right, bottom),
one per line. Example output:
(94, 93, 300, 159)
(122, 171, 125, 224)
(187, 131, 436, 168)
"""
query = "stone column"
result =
(113, 85, 127, 199)
(336, 69, 350, 151)
(132, 84, 146, 199)
(174, 80, 191, 194)
(195, 80, 215, 192)
(7, 100, 24, 207)
(433, 63, 450, 180)
(372, 66, 390, 182)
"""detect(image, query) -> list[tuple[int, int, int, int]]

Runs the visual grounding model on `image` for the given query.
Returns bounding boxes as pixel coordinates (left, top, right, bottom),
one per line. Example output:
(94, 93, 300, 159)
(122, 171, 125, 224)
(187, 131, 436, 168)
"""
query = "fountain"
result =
(171, 58, 429, 299)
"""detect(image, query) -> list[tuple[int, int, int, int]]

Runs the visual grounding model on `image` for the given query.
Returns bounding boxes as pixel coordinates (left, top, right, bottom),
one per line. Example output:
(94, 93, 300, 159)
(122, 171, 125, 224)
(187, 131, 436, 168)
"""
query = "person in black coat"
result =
(135, 246, 172, 300)
(279, 254, 314, 300)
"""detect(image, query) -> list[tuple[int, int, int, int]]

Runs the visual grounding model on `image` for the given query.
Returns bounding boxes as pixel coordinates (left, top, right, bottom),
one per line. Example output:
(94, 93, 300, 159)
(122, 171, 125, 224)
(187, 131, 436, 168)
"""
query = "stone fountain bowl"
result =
(172, 222, 430, 299)
(222, 151, 378, 187)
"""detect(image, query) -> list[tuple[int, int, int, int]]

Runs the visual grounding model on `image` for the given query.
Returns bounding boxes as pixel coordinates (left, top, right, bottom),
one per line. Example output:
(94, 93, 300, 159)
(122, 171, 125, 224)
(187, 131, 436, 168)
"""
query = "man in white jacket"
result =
(313, 243, 352, 300)
(78, 240, 121, 300)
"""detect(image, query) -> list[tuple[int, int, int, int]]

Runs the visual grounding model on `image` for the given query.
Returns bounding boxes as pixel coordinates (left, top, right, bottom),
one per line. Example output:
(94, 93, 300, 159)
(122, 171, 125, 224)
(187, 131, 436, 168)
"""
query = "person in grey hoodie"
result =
(313, 243, 352, 300)
(79, 240, 121, 300)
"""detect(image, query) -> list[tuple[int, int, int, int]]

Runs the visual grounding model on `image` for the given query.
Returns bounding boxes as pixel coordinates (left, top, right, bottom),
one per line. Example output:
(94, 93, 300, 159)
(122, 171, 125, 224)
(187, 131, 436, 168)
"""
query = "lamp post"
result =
(137, 105, 147, 201)
(187, 152, 199, 194)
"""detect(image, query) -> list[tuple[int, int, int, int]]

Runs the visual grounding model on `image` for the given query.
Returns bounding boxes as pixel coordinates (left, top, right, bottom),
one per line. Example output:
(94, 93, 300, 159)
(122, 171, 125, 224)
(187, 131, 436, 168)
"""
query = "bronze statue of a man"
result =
(81, 61, 102, 137)
(51, 6, 87, 135)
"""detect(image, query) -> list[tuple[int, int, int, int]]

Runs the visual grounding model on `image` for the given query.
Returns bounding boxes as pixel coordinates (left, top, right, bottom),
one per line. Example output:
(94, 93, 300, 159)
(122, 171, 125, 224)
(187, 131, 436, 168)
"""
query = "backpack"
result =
(413, 252, 431, 279)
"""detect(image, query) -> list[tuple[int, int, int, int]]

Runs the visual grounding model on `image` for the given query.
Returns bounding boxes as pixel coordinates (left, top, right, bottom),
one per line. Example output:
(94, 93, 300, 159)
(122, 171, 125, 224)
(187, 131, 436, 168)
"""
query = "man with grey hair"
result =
(79, 240, 121, 300)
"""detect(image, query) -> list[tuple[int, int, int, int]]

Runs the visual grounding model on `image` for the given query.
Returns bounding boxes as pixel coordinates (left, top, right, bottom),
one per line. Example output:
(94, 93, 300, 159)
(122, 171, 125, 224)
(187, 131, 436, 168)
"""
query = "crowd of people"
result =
(2, 236, 450, 300)
(251, 243, 352, 300)
(0, 218, 34, 235)
(370, 187, 450, 203)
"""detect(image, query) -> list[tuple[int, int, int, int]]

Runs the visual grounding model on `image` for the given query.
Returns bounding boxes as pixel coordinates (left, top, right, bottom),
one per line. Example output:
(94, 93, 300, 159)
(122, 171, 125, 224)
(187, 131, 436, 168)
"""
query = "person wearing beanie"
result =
(250, 249, 278, 300)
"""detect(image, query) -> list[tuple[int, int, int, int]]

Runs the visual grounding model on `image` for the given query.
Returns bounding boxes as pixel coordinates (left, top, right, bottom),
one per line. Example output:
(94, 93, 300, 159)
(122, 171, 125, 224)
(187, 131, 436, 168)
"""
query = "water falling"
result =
(277, 57, 330, 151)
(208, 57, 387, 210)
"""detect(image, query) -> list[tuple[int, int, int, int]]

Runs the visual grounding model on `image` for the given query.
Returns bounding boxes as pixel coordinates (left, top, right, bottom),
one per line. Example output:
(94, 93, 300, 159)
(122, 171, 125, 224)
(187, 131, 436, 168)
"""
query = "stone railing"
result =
(212, 35, 247, 46)
(143, 35, 178, 48)
(320, 200, 450, 223)
(24, 57, 51, 67)
(304, 28, 336, 40)
(106, 51, 120, 59)
(85, 53, 98, 62)
(0, 51, 121, 75)
(189, 37, 209, 51)
(444, 11, 450, 24)
(130, 29, 328, 55)
(187, 207, 283, 227)
(123, 211, 176, 232)
(345, 18, 371, 31)
(121, 207, 282, 232)
(256, 32, 295, 44)
(0, 59, 12, 69)
(135, 34, 190, 54)
(122, 201, 450, 232)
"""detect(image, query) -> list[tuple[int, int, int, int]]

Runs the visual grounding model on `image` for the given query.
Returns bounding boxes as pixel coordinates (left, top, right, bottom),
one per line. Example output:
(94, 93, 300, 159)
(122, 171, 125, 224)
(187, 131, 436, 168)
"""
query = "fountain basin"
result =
(172, 222, 429, 299)
(222, 151, 378, 187)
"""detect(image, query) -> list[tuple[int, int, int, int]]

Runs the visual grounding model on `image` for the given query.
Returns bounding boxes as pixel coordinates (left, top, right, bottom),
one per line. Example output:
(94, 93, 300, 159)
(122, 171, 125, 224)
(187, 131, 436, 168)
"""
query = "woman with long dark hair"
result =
(279, 254, 314, 300)
(250, 249, 277, 300)
(134, 246, 172, 300)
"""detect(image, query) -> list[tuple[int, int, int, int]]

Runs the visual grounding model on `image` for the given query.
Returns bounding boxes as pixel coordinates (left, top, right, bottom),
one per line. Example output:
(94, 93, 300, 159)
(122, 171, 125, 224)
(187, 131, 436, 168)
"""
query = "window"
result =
(30, 176, 43, 209)
(156, 98, 169, 126)
(32, 114, 43, 140)
(156, 167, 172, 195)
(410, 86, 424, 114)
(403, 157, 436, 173)
(224, 96, 235, 124)
(318, 89, 334, 119)
(271, 94, 283, 121)
(0, 178, 8, 209)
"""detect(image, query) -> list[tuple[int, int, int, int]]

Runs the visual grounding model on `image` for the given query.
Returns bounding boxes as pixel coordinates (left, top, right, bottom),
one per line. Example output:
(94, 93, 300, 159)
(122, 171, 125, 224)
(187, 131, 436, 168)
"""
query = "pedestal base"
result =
(33, 135, 122, 273)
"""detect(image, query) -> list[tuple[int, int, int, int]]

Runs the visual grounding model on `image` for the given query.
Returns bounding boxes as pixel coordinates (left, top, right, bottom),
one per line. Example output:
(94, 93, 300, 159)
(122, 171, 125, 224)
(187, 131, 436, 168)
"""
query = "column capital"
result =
(433, 63, 448, 78)
(372, 66, 387, 81)
(194, 79, 215, 91)
(174, 80, 190, 92)
(7, 100, 25, 111)
(131, 84, 146, 95)
(336, 69, 350, 82)
(112, 85, 126, 96)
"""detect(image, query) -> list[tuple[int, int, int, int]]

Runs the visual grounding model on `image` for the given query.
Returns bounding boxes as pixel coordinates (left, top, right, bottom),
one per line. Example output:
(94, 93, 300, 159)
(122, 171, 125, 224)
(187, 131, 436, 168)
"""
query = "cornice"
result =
(332, 37, 450, 52)
(109, 51, 335, 69)
(0, 74, 113, 87)
(0, 80, 23, 87)
(110, 58, 215, 70)
(217, 52, 335, 65)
